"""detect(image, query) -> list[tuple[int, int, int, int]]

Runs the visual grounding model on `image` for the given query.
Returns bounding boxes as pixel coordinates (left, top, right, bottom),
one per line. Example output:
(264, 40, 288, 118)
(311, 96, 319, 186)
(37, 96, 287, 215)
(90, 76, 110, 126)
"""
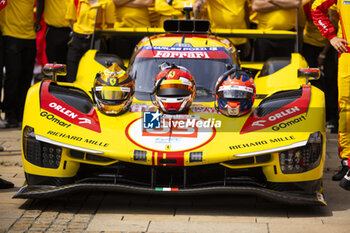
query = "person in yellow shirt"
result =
(155, 0, 191, 26)
(0, 0, 36, 128)
(110, 0, 151, 59)
(251, 0, 301, 61)
(155, 0, 207, 26)
(194, 0, 251, 60)
(65, 0, 116, 82)
(113, 0, 151, 27)
(35, 0, 71, 65)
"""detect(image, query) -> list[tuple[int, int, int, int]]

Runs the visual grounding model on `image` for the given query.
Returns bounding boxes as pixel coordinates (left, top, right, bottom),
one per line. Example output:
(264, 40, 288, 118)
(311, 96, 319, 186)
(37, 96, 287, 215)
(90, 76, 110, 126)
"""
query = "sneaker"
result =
(0, 178, 14, 189)
(339, 169, 350, 191)
(332, 159, 349, 181)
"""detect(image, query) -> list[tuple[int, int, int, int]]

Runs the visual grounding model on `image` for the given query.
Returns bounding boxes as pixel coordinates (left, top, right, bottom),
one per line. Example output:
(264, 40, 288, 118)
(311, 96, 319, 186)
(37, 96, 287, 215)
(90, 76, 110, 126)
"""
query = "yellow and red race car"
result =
(15, 20, 326, 205)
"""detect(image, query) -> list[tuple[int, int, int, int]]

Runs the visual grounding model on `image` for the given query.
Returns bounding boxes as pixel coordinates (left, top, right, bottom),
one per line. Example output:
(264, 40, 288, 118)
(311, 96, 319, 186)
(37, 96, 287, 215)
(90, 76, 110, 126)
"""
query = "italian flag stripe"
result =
(155, 187, 179, 191)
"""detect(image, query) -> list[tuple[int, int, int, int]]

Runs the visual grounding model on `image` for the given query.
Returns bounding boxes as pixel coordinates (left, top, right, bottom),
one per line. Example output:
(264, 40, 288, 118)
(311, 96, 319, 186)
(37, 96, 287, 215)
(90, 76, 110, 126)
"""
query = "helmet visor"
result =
(95, 86, 131, 101)
(157, 84, 192, 97)
(217, 85, 253, 99)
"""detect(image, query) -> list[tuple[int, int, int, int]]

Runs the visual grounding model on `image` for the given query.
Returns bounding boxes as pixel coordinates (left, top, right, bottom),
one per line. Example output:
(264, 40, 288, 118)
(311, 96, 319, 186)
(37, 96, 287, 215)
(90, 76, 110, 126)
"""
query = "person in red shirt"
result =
(299, 0, 338, 133)
(312, 0, 350, 190)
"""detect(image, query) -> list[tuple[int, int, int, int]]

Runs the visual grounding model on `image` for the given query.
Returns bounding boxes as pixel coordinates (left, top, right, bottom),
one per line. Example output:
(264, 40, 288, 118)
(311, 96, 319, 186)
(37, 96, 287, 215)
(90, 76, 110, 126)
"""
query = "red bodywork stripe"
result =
(240, 85, 311, 134)
(160, 151, 185, 166)
(40, 81, 101, 133)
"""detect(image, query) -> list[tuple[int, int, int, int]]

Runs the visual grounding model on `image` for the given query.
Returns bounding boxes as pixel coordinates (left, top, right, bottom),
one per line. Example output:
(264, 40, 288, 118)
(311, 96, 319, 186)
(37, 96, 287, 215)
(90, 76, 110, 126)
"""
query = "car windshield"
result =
(131, 55, 233, 102)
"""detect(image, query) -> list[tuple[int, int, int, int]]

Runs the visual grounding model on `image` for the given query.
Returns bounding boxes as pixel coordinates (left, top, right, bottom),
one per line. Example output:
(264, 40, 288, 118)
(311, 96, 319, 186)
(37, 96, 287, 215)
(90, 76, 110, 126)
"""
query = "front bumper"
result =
(14, 182, 326, 205)
(14, 162, 326, 205)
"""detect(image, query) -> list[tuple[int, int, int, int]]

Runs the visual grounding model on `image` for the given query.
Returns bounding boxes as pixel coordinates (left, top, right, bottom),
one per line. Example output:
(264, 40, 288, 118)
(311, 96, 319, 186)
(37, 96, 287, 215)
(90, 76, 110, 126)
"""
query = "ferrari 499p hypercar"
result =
(15, 20, 326, 205)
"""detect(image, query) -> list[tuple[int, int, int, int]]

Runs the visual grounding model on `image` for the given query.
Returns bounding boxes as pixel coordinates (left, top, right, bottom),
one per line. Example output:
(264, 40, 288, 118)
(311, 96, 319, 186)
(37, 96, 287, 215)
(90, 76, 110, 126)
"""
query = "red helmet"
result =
(215, 69, 255, 117)
(154, 64, 196, 114)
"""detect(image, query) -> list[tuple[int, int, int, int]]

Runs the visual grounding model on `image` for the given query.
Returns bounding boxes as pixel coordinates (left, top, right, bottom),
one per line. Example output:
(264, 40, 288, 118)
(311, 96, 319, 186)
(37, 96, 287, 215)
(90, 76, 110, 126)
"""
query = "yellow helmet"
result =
(93, 63, 134, 115)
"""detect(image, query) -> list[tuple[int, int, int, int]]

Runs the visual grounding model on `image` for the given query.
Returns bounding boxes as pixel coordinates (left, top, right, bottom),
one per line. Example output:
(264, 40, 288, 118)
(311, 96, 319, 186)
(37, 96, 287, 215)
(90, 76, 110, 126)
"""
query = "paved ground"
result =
(0, 128, 349, 233)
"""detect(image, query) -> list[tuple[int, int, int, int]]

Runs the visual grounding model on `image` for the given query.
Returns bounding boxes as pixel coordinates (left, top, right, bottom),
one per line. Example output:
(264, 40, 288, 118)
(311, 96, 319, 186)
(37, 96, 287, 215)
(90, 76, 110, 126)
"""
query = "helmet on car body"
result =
(93, 63, 134, 115)
(215, 69, 255, 117)
(153, 63, 196, 114)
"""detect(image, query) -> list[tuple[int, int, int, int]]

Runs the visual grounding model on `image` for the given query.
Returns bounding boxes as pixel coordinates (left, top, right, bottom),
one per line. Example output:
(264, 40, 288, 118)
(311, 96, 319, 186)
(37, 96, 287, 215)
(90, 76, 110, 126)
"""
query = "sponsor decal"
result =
(130, 104, 219, 114)
(344, 1, 350, 4)
(136, 46, 230, 59)
(47, 130, 109, 147)
(229, 135, 295, 150)
(48, 102, 78, 119)
(109, 77, 117, 86)
(40, 81, 101, 132)
(228, 105, 240, 116)
(129, 103, 156, 112)
(318, 20, 328, 31)
(126, 117, 216, 152)
(272, 115, 306, 131)
(78, 118, 92, 124)
(140, 46, 226, 51)
(40, 111, 71, 128)
(191, 107, 219, 114)
(155, 137, 180, 144)
(169, 71, 176, 78)
(251, 106, 301, 127)
(154, 51, 210, 59)
(240, 85, 311, 134)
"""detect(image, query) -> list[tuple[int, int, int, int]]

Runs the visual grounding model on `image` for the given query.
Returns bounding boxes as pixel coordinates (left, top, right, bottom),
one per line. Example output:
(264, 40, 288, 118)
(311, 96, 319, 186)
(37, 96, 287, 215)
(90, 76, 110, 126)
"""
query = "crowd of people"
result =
(0, 0, 349, 189)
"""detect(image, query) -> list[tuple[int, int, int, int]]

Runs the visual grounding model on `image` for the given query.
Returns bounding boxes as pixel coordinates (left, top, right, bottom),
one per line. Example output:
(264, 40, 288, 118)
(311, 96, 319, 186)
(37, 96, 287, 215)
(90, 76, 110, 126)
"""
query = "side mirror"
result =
(298, 68, 321, 81)
(43, 64, 67, 81)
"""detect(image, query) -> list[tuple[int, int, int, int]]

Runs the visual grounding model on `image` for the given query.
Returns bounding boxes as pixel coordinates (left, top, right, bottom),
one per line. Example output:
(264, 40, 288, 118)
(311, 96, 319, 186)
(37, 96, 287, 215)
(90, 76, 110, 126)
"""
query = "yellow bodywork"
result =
(21, 29, 325, 190)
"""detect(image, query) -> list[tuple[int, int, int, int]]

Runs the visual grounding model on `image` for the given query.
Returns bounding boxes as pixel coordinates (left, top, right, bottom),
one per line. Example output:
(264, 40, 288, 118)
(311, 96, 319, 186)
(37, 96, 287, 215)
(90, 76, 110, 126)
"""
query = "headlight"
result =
(23, 126, 62, 169)
(279, 132, 322, 174)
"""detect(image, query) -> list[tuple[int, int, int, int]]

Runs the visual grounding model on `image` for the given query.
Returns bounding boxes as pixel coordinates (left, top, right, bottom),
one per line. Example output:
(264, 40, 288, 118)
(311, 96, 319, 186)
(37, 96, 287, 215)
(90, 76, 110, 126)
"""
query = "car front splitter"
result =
(13, 183, 326, 206)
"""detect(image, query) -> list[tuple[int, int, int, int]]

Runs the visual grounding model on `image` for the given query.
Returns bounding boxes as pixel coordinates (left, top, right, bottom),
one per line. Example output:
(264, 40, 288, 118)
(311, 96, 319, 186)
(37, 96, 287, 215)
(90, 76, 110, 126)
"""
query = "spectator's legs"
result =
(0, 30, 5, 129)
(3, 36, 35, 126)
(324, 48, 338, 128)
(66, 35, 91, 83)
(46, 26, 71, 64)
(0, 31, 3, 111)
(3, 36, 22, 126)
(18, 39, 36, 122)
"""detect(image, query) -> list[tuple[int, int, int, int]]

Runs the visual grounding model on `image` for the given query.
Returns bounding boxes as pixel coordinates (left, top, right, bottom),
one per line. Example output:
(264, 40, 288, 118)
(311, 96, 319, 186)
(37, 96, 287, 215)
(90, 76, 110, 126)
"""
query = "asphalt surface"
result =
(0, 128, 349, 233)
